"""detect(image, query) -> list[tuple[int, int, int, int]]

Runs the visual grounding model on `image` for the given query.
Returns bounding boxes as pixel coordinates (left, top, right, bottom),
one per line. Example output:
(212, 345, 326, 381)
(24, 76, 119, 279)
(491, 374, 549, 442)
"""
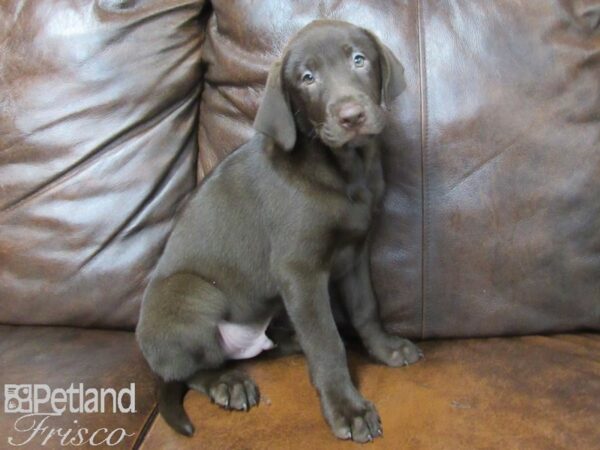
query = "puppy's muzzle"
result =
(337, 101, 366, 130)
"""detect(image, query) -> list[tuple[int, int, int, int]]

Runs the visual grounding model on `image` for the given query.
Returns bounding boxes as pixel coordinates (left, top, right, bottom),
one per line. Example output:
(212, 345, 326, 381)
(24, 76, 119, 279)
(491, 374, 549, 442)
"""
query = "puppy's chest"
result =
(339, 184, 378, 237)
(331, 179, 381, 278)
(336, 150, 384, 236)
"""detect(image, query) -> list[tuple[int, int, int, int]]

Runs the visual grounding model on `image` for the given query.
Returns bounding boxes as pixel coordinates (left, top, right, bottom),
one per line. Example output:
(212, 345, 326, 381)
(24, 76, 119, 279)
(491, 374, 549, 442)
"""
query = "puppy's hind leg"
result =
(137, 273, 231, 436)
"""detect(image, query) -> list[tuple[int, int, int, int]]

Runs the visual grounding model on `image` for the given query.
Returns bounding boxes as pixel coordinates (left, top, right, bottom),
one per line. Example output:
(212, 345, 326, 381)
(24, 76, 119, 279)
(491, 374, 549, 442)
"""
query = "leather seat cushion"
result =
(141, 333, 600, 449)
(0, 326, 157, 450)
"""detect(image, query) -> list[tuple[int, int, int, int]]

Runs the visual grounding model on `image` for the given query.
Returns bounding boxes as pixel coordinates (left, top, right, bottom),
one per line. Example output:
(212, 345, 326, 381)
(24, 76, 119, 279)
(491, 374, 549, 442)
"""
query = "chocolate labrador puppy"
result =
(136, 20, 422, 443)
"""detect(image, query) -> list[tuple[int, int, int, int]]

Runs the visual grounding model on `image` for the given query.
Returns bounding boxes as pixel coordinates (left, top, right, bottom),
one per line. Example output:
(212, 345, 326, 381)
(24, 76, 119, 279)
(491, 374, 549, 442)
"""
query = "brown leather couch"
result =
(1, 1, 599, 449)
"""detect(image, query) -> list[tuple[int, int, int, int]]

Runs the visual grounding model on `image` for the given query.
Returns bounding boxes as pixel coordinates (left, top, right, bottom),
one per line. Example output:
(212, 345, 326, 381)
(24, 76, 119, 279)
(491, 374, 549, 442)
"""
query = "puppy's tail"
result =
(159, 380, 194, 436)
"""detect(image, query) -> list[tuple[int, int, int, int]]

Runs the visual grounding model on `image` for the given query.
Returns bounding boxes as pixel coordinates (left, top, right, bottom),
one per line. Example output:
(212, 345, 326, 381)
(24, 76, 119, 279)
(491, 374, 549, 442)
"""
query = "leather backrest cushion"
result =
(198, 0, 600, 338)
(1, 0, 598, 336)
(419, 1, 600, 337)
(0, 0, 205, 328)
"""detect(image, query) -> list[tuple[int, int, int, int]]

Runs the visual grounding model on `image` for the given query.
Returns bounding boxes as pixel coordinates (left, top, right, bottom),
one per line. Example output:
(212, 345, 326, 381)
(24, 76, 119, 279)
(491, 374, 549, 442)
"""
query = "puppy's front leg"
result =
(338, 245, 423, 367)
(278, 268, 382, 443)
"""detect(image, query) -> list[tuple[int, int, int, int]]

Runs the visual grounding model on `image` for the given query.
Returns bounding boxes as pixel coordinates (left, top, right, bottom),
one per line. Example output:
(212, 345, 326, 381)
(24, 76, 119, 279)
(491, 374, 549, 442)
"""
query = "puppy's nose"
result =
(338, 102, 366, 129)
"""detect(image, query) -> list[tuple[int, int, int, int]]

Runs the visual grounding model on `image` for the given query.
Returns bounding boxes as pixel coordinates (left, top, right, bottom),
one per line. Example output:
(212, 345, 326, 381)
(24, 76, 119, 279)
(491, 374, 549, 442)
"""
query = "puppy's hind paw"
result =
(208, 370, 260, 412)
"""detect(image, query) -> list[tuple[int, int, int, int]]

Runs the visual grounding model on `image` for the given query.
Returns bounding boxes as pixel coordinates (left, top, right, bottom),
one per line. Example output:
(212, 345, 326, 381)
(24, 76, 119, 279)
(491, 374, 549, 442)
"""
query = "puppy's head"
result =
(254, 20, 405, 150)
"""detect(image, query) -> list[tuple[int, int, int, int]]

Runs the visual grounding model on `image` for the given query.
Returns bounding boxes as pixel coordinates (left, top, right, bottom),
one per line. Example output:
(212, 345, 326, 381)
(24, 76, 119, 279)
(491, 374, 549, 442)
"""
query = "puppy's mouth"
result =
(317, 108, 386, 148)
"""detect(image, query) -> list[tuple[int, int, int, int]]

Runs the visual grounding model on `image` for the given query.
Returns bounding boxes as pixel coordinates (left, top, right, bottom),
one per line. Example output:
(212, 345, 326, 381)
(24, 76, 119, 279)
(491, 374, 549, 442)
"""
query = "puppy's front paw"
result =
(368, 335, 423, 368)
(329, 400, 382, 443)
(322, 390, 382, 443)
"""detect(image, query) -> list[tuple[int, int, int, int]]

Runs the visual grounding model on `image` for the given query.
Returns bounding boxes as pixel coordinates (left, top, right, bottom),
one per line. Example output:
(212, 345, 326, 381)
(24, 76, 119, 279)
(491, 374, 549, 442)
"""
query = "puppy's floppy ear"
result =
(253, 60, 296, 151)
(365, 30, 406, 109)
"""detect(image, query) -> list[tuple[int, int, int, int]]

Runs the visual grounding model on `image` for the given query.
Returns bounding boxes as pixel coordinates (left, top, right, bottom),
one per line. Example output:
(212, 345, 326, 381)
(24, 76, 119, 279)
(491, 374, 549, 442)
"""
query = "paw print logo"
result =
(4, 385, 33, 413)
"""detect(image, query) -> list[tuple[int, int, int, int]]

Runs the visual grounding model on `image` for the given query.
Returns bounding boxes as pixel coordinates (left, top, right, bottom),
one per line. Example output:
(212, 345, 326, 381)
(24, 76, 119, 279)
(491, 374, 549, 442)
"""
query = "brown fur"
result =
(136, 20, 421, 443)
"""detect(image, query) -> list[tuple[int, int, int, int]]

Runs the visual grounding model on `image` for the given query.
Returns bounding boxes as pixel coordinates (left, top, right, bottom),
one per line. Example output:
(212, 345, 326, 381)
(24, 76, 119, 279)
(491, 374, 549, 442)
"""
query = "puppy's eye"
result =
(302, 71, 315, 84)
(353, 53, 366, 67)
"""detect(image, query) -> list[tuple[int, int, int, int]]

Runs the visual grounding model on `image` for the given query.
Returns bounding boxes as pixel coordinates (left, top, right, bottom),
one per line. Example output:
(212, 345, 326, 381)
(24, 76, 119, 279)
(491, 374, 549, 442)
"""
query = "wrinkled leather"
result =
(1, 1, 598, 336)
(2, 3, 598, 449)
(0, 0, 205, 328)
(141, 334, 600, 449)
(197, 0, 600, 338)
(0, 326, 157, 450)
(419, 0, 600, 337)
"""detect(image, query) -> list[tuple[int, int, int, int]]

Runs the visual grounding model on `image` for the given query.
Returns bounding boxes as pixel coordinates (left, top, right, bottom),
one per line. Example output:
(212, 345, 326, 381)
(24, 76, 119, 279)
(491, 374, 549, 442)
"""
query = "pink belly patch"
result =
(218, 319, 275, 360)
